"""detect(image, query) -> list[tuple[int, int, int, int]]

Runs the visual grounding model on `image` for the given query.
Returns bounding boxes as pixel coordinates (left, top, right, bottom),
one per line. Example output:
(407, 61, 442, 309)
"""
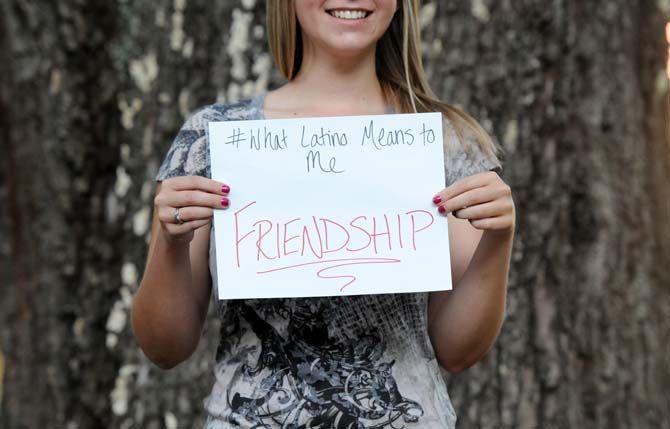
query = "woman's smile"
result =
(290, 1, 395, 58)
(326, 8, 373, 21)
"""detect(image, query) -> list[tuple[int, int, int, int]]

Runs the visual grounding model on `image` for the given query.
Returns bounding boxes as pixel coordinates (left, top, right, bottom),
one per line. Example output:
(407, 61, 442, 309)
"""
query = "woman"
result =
(132, 1, 515, 428)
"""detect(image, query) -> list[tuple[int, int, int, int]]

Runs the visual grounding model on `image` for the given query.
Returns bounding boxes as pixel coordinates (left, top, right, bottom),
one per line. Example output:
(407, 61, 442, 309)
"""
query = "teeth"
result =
(331, 9, 368, 20)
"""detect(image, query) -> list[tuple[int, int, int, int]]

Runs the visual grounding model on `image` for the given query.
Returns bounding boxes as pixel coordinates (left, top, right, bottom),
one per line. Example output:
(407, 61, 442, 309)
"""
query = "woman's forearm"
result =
(131, 232, 202, 369)
(429, 228, 513, 372)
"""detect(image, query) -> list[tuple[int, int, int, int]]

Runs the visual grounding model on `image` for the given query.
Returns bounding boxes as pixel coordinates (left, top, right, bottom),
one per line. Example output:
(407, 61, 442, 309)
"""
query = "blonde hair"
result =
(266, 0, 503, 159)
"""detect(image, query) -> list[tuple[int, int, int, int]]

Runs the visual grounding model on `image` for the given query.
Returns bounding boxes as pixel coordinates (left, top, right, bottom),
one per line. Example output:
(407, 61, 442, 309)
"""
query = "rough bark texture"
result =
(1, 1, 668, 428)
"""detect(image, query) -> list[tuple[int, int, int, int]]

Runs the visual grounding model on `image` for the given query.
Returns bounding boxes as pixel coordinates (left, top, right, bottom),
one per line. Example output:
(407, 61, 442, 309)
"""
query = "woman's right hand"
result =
(153, 175, 231, 246)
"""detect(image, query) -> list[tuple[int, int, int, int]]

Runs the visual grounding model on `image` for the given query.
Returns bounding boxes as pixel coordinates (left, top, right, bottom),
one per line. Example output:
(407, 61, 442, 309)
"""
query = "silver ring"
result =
(174, 207, 184, 224)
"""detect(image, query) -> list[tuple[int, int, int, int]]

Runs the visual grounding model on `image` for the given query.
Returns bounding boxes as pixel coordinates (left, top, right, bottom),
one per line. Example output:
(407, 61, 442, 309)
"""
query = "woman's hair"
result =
(266, 0, 503, 159)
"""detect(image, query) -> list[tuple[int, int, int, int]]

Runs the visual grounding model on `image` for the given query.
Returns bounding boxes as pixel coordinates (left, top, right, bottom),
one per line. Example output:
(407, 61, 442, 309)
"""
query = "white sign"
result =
(208, 112, 451, 299)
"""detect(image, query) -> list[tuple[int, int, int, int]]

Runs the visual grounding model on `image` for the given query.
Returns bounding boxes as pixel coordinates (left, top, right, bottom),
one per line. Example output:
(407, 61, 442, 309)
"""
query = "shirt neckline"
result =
(250, 91, 396, 120)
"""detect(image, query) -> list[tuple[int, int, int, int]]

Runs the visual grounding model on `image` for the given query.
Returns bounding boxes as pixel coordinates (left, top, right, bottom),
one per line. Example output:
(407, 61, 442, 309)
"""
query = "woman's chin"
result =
(319, 40, 377, 59)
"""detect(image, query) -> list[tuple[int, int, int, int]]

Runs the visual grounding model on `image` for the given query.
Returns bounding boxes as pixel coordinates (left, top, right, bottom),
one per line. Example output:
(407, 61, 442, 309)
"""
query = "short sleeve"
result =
(155, 105, 220, 182)
(443, 117, 503, 188)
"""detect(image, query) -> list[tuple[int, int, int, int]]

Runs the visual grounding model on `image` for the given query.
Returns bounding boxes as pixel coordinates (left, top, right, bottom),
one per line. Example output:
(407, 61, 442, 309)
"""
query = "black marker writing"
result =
(226, 127, 245, 148)
(300, 125, 349, 148)
(306, 150, 344, 174)
(420, 123, 435, 145)
(250, 127, 288, 151)
(361, 120, 415, 150)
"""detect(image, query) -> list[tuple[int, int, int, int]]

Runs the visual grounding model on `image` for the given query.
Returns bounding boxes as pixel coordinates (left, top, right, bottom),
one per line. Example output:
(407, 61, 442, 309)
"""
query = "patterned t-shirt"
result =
(155, 92, 503, 429)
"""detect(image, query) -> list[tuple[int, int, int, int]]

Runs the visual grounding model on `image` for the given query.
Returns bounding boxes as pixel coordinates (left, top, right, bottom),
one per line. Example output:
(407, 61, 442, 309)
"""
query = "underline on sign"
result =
(256, 257, 402, 291)
(256, 257, 401, 274)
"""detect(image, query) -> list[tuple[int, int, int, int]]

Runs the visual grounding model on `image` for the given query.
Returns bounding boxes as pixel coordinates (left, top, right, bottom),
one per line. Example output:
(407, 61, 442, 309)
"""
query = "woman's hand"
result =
(432, 171, 515, 235)
(153, 175, 231, 245)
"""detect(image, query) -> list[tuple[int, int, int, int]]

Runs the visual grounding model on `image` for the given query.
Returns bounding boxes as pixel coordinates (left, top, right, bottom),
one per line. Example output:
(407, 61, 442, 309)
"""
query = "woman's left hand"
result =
(432, 171, 515, 234)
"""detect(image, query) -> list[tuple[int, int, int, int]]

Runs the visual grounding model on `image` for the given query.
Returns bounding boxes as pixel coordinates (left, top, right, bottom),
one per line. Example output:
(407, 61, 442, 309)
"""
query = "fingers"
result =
(435, 171, 497, 202)
(162, 175, 231, 195)
(157, 189, 230, 210)
(430, 172, 515, 232)
(435, 185, 503, 215)
(161, 217, 212, 237)
(469, 214, 515, 230)
(452, 200, 511, 220)
(153, 176, 230, 244)
(158, 206, 214, 224)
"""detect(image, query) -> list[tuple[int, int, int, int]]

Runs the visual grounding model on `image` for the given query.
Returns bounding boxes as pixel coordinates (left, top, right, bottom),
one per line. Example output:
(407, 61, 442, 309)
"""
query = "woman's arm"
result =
(131, 177, 228, 369)
(427, 171, 515, 373)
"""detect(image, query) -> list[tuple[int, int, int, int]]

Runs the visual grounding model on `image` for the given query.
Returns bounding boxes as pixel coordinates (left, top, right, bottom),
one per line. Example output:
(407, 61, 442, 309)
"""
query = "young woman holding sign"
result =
(132, 1, 515, 428)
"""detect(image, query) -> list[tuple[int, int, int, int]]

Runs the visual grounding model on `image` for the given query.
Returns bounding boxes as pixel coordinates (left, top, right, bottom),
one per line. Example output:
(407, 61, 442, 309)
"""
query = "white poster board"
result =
(208, 112, 451, 299)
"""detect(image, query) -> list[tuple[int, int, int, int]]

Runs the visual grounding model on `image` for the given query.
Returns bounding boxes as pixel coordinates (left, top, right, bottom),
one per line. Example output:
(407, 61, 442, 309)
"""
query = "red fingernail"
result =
(432, 195, 442, 204)
(221, 197, 229, 208)
(221, 184, 230, 194)
(438, 205, 446, 215)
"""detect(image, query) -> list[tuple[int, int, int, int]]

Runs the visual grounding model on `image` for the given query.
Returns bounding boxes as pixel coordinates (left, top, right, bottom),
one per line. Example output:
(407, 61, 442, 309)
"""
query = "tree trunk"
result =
(1, 1, 668, 428)
(422, 2, 670, 428)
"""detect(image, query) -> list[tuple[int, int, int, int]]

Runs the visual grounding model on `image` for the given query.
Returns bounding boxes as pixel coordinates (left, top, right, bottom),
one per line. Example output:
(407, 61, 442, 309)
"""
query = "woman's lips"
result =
(326, 9, 373, 21)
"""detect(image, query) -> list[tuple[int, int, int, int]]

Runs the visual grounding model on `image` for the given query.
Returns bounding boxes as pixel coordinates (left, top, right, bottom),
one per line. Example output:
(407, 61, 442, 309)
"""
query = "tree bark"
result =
(1, 1, 668, 428)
